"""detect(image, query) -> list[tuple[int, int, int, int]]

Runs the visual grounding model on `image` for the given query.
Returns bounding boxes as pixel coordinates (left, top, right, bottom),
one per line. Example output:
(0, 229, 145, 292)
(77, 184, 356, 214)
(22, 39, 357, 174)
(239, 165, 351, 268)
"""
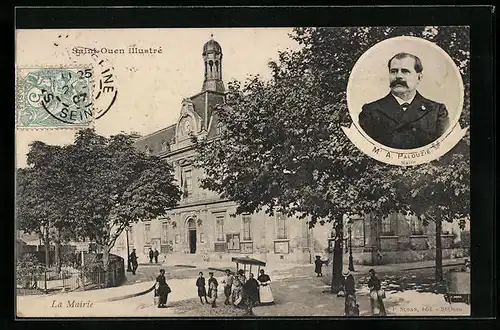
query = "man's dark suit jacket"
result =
(358, 92, 450, 149)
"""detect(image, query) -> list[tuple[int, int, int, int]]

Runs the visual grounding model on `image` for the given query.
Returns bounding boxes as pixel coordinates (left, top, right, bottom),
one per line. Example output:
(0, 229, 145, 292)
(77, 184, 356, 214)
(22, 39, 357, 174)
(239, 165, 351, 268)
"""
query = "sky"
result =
(15, 28, 302, 167)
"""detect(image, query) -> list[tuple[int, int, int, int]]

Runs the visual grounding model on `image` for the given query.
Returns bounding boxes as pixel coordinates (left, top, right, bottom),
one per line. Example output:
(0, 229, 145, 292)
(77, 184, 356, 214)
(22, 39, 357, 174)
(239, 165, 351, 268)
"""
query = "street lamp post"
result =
(348, 224, 355, 272)
(126, 226, 132, 272)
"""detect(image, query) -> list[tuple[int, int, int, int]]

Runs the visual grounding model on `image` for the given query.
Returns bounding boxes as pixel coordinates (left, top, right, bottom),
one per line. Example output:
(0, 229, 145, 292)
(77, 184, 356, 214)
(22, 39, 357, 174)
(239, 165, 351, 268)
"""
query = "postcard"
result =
(16, 26, 471, 318)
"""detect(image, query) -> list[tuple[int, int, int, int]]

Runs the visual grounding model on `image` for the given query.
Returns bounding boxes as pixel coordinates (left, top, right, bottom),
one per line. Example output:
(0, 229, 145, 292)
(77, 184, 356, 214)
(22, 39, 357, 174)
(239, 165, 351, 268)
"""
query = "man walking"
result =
(148, 248, 154, 264)
(221, 269, 234, 305)
(129, 248, 138, 275)
(153, 248, 159, 264)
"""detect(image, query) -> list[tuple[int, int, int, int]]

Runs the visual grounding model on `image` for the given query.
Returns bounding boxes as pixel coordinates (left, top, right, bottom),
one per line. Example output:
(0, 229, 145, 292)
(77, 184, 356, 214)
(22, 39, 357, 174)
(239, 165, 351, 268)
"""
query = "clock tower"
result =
(202, 35, 225, 93)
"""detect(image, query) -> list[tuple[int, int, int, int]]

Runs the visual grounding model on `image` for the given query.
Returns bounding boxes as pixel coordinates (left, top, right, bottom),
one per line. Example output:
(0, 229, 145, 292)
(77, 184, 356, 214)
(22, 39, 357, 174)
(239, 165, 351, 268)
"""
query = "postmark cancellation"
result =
(16, 66, 95, 129)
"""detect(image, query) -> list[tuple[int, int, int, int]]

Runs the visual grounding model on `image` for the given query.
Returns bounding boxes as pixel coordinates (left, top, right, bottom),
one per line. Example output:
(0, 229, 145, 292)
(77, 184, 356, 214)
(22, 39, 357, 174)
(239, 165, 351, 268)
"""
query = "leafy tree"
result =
(16, 253, 45, 289)
(17, 129, 182, 282)
(194, 26, 469, 291)
(16, 143, 75, 272)
(394, 26, 470, 282)
(59, 129, 182, 273)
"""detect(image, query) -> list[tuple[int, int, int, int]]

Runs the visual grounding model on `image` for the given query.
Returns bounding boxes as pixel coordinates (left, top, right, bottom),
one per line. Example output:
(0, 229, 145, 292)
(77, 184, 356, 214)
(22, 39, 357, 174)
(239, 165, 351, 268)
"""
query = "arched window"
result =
(209, 60, 214, 73)
(144, 145, 150, 155)
(215, 60, 219, 72)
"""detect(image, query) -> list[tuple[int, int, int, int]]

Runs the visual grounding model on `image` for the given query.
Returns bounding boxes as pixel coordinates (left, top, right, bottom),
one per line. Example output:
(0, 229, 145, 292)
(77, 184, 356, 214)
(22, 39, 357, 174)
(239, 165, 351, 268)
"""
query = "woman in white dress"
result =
(257, 269, 274, 305)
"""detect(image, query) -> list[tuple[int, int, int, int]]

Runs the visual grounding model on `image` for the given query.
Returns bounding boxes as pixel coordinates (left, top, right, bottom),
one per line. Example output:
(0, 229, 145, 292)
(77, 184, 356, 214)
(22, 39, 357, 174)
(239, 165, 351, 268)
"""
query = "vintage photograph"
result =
(344, 35, 467, 165)
(15, 26, 470, 318)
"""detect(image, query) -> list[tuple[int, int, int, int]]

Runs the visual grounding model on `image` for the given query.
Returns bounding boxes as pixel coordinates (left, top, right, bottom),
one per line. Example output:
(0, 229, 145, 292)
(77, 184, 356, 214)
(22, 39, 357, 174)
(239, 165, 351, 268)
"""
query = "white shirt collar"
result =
(392, 93, 416, 107)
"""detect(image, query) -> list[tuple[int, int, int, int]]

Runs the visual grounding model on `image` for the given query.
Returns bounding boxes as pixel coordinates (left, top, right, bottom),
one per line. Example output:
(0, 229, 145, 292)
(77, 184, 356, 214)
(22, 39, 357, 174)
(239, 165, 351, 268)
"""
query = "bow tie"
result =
(400, 102, 410, 111)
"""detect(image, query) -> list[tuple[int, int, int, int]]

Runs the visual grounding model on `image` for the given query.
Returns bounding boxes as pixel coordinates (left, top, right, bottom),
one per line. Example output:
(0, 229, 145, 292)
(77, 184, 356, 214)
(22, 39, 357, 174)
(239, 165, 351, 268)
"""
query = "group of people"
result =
(196, 268, 274, 314)
(148, 248, 160, 264)
(314, 255, 386, 316)
(128, 248, 162, 276)
(154, 268, 274, 313)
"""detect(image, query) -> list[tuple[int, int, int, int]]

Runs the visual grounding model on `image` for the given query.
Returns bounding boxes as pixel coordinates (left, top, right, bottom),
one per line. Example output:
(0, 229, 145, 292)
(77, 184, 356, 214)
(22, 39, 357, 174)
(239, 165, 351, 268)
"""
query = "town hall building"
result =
(110, 37, 469, 266)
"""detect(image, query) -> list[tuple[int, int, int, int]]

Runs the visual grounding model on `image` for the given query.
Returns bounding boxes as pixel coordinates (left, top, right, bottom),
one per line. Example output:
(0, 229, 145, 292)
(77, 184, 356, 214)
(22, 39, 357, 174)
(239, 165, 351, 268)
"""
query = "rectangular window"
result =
(410, 215, 424, 235)
(381, 215, 393, 235)
(277, 213, 287, 239)
(305, 224, 311, 248)
(227, 233, 240, 251)
(242, 214, 252, 240)
(144, 224, 151, 244)
(200, 232, 204, 243)
(183, 169, 193, 197)
(161, 222, 168, 244)
(216, 215, 225, 241)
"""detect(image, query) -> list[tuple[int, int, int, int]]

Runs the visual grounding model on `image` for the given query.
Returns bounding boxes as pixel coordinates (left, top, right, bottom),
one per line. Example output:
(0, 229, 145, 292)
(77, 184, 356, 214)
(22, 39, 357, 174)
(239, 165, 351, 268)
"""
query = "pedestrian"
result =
(368, 269, 386, 316)
(153, 248, 159, 264)
(207, 272, 218, 308)
(257, 269, 274, 305)
(314, 255, 328, 277)
(155, 269, 171, 308)
(196, 272, 209, 304)
(221, 269, 234, 305)
(148, 248, 154, 264)
(343, 270, 359, 316)
(232, 269, 246, 307)
(129, 248, 138, 275)
(243, 273, 259, 315)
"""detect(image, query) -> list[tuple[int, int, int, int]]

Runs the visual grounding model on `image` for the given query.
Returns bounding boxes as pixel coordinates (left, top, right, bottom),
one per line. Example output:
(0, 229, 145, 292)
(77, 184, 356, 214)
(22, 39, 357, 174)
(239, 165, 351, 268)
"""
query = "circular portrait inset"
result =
(344, 36, 467, 166)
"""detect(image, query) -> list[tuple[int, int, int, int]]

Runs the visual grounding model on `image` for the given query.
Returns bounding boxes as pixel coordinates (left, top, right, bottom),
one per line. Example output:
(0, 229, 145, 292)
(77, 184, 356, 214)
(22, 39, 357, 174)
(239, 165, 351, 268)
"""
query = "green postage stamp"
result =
(16, 66, 94, 129)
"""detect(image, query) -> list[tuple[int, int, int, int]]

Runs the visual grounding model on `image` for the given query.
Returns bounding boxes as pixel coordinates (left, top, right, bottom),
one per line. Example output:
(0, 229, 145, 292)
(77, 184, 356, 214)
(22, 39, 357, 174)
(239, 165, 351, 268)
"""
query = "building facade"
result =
(110, 37, 469, 266)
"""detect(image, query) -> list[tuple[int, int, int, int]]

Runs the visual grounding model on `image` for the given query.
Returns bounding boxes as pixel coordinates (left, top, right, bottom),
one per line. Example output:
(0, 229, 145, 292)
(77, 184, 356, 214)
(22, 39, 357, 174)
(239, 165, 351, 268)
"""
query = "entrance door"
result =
(189, 230, 197, 254)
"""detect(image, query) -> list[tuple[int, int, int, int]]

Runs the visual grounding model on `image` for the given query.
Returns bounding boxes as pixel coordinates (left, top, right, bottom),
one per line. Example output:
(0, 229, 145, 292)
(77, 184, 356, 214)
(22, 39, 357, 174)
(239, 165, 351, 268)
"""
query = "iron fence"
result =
(17, 253, 126, 295)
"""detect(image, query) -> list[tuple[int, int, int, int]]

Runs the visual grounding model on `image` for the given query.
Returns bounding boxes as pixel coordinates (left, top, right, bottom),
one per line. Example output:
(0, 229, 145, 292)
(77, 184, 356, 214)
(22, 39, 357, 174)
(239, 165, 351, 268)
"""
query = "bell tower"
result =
(202, 34, 225, 93)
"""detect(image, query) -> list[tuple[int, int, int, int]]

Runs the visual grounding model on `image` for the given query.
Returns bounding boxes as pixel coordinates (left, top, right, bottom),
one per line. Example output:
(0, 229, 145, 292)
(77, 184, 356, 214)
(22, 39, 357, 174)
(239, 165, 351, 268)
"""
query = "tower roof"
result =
(203, 36, 222, 55)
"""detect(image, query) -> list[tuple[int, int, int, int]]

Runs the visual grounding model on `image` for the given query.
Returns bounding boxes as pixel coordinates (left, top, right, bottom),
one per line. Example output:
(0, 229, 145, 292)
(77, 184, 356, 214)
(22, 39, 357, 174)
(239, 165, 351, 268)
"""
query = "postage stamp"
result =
(16, 66, 95, 129)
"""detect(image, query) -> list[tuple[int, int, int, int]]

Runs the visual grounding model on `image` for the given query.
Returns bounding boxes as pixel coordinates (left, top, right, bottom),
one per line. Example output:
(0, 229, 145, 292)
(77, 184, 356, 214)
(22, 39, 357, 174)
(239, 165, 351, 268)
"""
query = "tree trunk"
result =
(54, 228, 61, 273)
(102, 246, 110, 287)
(330, 219, 344, 294)
(435, 219, 443, 282)
(44, 229, 50, 269)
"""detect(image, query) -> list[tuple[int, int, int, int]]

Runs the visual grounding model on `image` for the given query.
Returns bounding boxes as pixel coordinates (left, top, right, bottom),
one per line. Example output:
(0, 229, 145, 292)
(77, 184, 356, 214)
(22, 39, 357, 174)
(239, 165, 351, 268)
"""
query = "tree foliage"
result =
(17, 129, 182, 267)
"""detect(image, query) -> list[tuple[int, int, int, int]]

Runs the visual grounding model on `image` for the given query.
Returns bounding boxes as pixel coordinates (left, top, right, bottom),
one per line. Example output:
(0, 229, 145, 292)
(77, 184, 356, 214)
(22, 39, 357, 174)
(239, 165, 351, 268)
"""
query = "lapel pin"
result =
(420, 105, 426, 111)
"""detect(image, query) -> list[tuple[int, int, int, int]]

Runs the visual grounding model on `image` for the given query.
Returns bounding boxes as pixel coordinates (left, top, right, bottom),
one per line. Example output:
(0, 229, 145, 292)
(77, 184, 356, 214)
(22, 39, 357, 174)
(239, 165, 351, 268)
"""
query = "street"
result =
(17, 258, 470, 317)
